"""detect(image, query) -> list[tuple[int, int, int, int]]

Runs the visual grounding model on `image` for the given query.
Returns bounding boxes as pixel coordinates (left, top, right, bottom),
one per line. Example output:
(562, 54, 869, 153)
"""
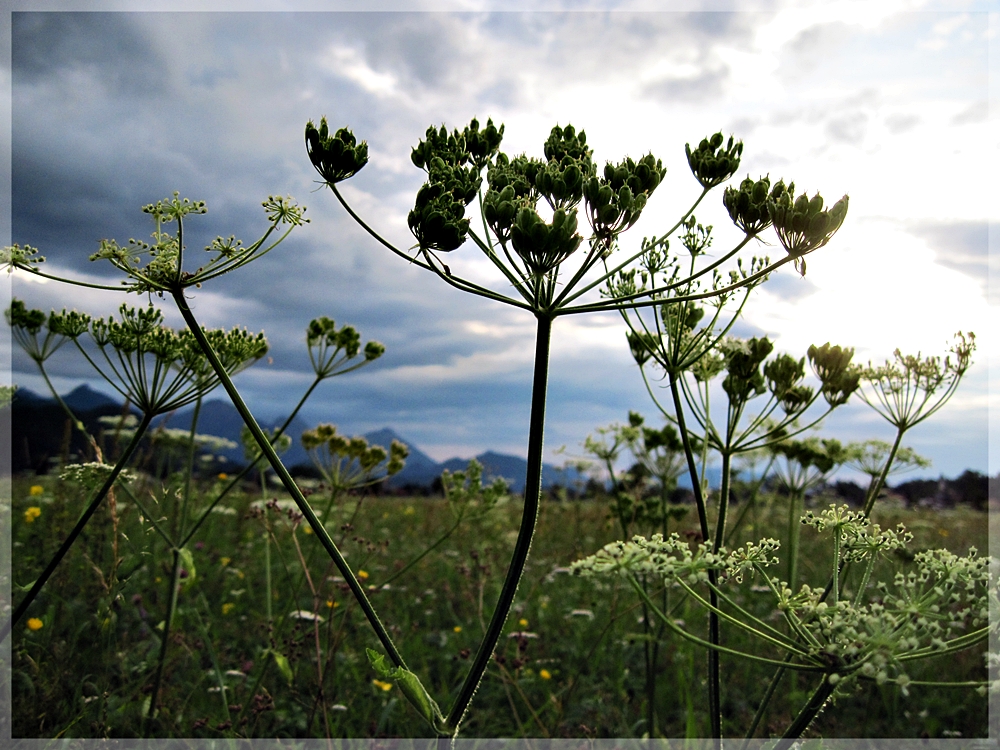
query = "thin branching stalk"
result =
(170, 287, 408, 671)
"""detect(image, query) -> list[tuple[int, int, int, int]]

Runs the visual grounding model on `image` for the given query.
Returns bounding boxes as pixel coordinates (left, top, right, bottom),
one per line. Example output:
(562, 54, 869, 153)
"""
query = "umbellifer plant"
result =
(306, 114, 850, 735)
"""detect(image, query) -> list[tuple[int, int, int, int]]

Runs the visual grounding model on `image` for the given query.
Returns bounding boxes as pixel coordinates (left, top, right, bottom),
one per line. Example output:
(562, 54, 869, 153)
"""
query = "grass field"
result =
(8, 473, 990, 739)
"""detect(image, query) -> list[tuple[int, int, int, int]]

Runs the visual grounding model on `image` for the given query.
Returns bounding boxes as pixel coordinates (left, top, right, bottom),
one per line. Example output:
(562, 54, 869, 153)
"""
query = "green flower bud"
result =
(510, 206, 583, 276)
(463, 117, 504, 169)
(768, 186, 848, 273)
(626, 330, 659, 366)
(808, 343, 860, 406)
(721, 337, 773, 402)
(584, 154, 665, 241)
(411, 124, 468, 170)
(723, 176, 791, 235)
(48, 309, 92, 339)
(543, 124, 593, 166)
(408, 182, 471, 253)
(536, 156, 586, 210)
(5, 299, 46, 334)
(685, 132, 743, 188)
(305, 119, 369, 184)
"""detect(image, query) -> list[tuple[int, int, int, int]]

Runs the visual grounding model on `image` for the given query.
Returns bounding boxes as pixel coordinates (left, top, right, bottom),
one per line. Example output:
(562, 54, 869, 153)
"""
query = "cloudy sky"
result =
(3, 1, 995, 483)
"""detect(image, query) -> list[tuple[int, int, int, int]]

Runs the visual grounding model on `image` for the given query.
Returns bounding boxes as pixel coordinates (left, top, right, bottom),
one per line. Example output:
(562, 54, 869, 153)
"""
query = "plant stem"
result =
(741, 660, 789, 747)
(180, 375, 322, 548)
(787, 490, 803, 591)
(170, 288, 407, 671)
(775, 674, 837, 747)
(668, 370, 722, 740)
(144, 547, 184, 733)
(445, 312, 552, 733)
(862, 426, 905, 517)
(1, 412, 152, 643)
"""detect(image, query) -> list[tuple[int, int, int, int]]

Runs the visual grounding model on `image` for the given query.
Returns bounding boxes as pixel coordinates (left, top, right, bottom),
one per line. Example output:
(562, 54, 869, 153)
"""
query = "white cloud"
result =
(743, 220, 991, 363)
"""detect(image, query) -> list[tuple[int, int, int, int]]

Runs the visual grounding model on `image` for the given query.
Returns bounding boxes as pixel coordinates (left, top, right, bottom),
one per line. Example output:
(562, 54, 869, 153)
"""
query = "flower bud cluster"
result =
(305, 118, 369, 184)
(510, 207, 583, 276)
(773, 438, 845, 476)
(677, 216, 713, 257)
(83, 304, 268, 414)
(59, 462, 138, 490)
(262, 195, 308, 227)
(441, 458, 508, 518)
(722, 336, 773, 402)
(0, 243, 45, 274)
(723, 176, 793, 235)
(571, 533, 725, 587)
(302, 423, 409, 482)
(408, 120, 503, 253)
(685, 132, 743, 188)
(482, 154, 542, 244)
(584, 154, 666, 243)
(6, 299, 46, 336)
(807, 343, 861, 407)
(763, 353, 812, 413)
(768, 188, 849, 274)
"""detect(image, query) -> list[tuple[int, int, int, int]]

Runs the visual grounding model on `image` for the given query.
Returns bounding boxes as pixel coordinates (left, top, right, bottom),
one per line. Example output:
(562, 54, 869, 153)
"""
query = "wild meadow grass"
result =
(10, 474, 987, 739)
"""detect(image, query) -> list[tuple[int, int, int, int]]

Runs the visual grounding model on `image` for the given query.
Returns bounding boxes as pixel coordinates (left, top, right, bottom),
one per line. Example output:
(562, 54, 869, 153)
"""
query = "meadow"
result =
(4, 114, 994, 745)
(9, 471, 989, 739)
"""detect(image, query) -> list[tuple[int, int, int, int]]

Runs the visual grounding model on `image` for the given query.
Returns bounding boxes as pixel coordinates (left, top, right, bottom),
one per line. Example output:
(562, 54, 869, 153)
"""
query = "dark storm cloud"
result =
(7, 9, 989, 477)
(12, 12, 162, 95)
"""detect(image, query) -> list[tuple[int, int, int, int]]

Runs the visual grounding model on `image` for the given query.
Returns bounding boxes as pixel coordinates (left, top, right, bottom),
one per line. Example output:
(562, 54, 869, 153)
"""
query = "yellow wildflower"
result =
(29, 485, 43, 496)
(221, 603, 235, 615)
(372, 679, 393, 692)
(357, 570, 369, 581)
(303, 526, 313, 535)
(326, 600, 335, 608)
(219, 557, 231, 567)
(539, 669, 552, 680)
(26, 618, 43, 631)
(453, 626, 462, 633)
(519, 618, 528, 627)
(24, 506, 41, 524)
(404, 506, 416, 516)
(217, 473, 229, 480)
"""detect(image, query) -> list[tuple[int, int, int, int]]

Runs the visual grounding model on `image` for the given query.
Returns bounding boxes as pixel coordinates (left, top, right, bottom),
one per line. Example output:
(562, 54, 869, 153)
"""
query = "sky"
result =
(2, 1, 996, 484)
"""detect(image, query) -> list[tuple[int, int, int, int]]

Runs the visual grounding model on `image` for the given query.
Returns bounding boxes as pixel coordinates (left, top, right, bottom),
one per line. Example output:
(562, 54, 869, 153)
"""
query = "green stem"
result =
(177, 397, 202, 541)
(143, 547, 184, 732)
(170, 288, 407, 671)
(741, 660, 789, 747)
(1, 411, 153, 643)
(38, 364, 96, 455)
(776, 674, 837, 747)
(669, 373, 709, 542)
(445, 312, 553, 733)
(179, 375, 322, 548)
(863, 426, 905, 517)
(786, 490, 803, 592)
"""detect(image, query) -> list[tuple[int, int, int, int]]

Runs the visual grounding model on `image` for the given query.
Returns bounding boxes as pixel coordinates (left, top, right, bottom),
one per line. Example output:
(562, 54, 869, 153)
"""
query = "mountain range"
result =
(8, 385, 586, 491)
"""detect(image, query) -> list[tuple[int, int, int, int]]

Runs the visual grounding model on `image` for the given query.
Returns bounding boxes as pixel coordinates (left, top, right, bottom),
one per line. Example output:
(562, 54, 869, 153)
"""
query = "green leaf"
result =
(366, 649, 448, 734)
(178, 547, 197, 589)
(270, 649, 293, 686)
(366, 648, 393, 679)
